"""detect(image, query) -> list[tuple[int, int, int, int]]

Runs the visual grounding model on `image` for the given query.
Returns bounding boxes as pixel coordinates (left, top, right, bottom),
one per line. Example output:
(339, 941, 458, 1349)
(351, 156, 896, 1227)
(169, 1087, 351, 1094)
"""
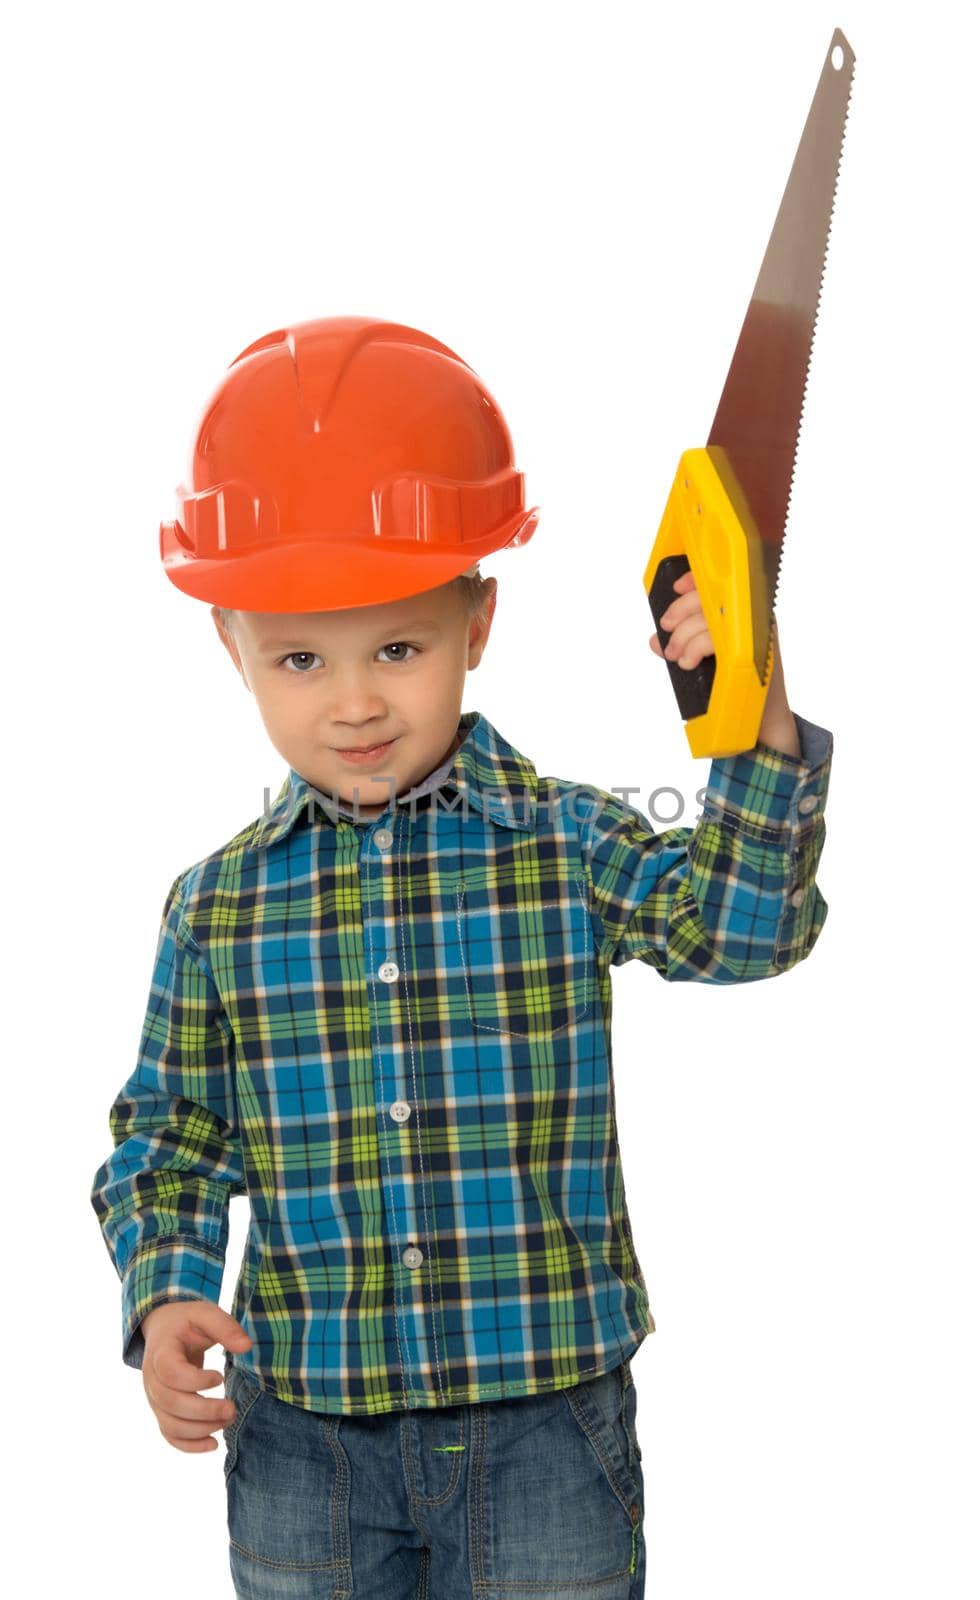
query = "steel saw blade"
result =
(706, 26, 855, 686)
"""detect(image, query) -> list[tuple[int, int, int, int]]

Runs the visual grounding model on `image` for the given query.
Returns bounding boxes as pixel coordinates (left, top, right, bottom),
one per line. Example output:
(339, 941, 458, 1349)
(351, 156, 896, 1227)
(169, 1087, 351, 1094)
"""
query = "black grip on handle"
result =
(648, 555, 716, 722)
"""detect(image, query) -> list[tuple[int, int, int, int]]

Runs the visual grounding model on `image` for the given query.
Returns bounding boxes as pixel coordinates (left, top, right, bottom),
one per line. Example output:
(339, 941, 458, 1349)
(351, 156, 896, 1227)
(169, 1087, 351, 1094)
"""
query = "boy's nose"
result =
(326, 683, 390, 722)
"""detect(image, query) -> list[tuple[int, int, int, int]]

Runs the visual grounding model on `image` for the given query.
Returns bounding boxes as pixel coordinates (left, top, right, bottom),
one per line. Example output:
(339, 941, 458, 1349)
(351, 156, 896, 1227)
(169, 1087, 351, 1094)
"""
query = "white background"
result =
(5, 1, 977, 1594)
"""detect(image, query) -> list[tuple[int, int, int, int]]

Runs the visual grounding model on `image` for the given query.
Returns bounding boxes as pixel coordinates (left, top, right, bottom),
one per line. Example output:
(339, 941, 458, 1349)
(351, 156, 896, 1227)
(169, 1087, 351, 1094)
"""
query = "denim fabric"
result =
(221, 1356, 646, 1598)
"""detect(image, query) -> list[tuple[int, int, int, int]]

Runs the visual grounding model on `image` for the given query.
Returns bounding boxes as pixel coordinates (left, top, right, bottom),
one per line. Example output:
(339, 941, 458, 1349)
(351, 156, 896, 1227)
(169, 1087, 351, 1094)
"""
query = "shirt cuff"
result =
(121, 1237, 226, 1369)
(700, 711, 832, 839)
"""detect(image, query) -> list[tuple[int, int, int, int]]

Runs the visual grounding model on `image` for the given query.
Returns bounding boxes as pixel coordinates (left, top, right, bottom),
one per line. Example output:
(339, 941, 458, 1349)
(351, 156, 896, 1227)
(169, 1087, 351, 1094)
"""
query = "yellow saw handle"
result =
(643, 446, 774, 758)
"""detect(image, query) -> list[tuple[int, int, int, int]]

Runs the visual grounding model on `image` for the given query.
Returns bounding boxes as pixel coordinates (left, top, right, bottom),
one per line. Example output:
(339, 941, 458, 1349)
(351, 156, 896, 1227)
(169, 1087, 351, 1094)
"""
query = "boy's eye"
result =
(277, 643, 419, 673)
(280, 652, 323, 673)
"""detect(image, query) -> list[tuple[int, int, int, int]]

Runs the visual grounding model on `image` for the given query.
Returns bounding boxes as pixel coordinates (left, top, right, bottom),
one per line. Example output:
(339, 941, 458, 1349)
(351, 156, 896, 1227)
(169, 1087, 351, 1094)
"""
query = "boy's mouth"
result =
(333, 738, 398, 763)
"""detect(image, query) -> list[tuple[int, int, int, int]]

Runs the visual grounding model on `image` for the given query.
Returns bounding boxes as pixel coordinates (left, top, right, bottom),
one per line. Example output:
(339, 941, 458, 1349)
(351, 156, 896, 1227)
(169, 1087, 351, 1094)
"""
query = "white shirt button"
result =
(789, 888, 806, 909)
(378, 960, 400, 983)
(798, 795, 817, 815)
(402, 1245, 424, 1268)
(374, 828, 393, 850)
(390, 1100, 412, 1123)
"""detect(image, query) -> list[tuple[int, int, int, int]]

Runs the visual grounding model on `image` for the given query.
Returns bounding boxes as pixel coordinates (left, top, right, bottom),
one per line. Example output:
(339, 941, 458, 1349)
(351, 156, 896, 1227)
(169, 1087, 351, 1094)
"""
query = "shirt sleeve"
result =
(582, 710, 832, 982)
(89, 873, 246, 1369)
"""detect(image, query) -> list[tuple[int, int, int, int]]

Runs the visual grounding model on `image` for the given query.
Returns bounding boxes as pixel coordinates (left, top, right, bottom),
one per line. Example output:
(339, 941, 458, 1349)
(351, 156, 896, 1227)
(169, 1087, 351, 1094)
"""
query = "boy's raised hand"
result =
(140, 1299, 253, 1453)
(648, 568, 715, 670)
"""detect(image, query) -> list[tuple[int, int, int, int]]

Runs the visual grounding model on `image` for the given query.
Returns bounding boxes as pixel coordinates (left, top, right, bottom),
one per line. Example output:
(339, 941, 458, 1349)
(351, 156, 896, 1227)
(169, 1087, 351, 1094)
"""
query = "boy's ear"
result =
(467, 577, 498, 666)
(211, 605, 252, 692)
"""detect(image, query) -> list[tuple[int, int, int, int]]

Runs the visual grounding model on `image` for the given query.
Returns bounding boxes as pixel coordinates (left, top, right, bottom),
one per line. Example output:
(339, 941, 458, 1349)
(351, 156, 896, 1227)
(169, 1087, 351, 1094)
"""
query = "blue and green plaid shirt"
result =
(91, 706, 832, 1414)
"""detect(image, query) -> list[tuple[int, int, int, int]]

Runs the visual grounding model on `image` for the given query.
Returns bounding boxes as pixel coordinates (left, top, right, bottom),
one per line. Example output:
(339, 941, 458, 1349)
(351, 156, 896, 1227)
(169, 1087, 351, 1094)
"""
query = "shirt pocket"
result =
(454, 866, 596, 1039)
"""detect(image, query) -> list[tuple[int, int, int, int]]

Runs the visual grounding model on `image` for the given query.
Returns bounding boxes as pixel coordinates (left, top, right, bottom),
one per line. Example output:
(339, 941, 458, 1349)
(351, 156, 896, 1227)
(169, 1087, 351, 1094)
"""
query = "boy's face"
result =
(211, 576, 498, 818)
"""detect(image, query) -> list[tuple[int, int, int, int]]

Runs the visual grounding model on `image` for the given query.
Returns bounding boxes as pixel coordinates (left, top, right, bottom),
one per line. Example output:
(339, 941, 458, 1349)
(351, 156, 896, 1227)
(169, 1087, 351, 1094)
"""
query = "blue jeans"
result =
(221, 1356, 646, 1599)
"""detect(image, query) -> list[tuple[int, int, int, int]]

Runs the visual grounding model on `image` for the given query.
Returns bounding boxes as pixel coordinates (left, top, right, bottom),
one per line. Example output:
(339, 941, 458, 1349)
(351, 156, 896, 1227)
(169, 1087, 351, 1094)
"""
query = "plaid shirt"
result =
(91, 706, 832, 1415)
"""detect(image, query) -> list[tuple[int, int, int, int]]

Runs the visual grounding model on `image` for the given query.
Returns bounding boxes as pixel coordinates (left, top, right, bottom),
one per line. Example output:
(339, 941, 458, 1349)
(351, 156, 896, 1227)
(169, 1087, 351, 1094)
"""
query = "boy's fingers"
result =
(651, 621, 715, 669)
(663, 609, 711, 651)
(147, 1344, 225, 1393)
(668, 621, 714, 652)
(156, 1411, 226, 1441)
(184, 1303, 252, 1348)
(659, 590, 704, 629)
(668, 627, 715, 667)
(154, 1386, 236, 1425)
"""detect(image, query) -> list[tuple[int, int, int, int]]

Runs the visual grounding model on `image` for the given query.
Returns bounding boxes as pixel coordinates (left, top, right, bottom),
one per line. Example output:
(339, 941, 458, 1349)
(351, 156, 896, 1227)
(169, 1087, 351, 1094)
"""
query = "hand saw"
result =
(644, 27, 855, 758)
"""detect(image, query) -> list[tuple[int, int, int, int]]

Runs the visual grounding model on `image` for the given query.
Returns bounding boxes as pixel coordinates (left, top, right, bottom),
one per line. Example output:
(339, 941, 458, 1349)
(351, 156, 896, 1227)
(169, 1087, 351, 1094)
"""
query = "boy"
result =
(91, 315, 831, 1599)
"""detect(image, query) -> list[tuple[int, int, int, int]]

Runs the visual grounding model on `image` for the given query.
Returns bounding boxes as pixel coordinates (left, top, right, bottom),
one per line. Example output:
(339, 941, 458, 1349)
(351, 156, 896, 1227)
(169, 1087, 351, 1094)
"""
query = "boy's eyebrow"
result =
(259, 618, 442, 648)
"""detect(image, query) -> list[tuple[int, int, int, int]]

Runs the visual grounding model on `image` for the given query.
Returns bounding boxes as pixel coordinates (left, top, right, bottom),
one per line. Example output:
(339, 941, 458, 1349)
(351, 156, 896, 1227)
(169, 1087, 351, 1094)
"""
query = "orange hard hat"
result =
(159, 314, 539, 612)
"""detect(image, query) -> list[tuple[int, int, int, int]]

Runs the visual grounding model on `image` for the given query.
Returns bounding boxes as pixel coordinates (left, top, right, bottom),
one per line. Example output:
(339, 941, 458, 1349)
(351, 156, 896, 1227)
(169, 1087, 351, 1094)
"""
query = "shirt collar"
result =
(247, 710, 540, 851)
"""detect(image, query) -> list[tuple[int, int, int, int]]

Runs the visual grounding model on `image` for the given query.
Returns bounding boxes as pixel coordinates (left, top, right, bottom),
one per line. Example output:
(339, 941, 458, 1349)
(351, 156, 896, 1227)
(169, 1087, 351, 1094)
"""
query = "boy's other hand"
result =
(140, 1300, 253, 1454)
(649, 568, 715, 670)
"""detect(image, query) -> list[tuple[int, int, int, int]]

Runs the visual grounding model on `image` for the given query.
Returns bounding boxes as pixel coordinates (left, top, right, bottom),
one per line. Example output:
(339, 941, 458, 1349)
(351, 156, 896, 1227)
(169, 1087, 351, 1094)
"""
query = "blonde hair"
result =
(215, 565, 493, 634)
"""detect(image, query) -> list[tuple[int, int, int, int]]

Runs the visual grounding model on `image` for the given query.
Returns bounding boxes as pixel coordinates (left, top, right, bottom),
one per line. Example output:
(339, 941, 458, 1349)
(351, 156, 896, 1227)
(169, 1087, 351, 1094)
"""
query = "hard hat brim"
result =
(160, 509, 538, 613)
